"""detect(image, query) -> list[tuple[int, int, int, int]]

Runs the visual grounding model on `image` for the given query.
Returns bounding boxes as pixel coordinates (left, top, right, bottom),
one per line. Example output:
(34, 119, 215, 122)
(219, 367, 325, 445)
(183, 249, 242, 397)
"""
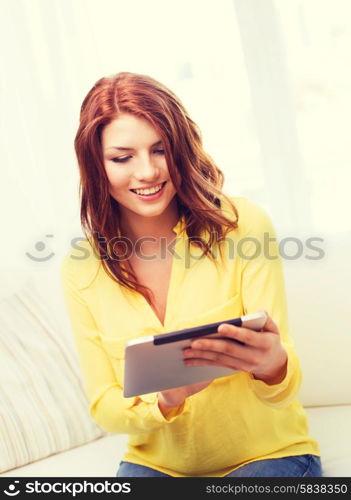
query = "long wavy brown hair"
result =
(74, 71, 239, 306)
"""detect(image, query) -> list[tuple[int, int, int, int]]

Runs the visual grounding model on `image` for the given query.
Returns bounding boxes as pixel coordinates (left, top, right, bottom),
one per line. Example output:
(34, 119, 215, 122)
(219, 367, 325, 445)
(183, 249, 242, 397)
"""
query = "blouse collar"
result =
(172, 214, 186, 236)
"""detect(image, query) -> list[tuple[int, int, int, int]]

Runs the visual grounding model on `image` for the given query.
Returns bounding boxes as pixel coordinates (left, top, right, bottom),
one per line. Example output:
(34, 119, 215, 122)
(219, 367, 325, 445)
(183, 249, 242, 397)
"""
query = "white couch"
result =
(1, 232, 350, 477)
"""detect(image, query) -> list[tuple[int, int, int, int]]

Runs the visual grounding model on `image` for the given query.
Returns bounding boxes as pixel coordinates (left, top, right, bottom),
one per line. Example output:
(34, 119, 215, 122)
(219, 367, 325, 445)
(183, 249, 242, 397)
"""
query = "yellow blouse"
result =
(60, 195, 320, 477)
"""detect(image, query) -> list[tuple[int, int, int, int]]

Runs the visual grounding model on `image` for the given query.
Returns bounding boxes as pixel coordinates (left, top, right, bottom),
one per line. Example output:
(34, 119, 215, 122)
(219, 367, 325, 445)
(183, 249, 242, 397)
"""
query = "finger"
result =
(184, 355, 253, 372)
(216, 324, 265, 348)
(260, 312, 280, 334)
(188, 338, 251, 359)
(184, 343, 258, 367)
(184, 347, 238, 366)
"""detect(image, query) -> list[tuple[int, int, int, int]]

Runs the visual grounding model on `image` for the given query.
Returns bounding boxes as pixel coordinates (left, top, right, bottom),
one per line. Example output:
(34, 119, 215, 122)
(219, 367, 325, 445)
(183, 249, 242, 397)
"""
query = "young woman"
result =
(60, 71, 322, 477)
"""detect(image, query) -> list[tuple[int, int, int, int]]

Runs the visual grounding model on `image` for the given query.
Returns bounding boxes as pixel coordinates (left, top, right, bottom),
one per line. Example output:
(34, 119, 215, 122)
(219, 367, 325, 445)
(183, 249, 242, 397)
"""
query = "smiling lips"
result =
(130, 181, 166, 195)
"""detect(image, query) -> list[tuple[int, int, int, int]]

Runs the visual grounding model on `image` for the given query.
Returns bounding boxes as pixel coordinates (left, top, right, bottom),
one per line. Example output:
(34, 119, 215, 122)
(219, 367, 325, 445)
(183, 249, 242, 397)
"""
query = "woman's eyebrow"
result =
(105, 140, 163, 152)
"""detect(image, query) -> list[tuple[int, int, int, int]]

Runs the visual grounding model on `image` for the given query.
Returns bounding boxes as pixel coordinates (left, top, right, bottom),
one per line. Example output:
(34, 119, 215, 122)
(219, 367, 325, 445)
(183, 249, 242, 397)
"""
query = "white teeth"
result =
(133, 183, 164, 195)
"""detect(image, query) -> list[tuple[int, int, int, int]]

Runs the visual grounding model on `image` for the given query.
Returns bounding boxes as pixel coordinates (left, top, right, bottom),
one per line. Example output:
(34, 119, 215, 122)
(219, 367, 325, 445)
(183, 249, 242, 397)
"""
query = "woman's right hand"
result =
(157, 379, 213, 417)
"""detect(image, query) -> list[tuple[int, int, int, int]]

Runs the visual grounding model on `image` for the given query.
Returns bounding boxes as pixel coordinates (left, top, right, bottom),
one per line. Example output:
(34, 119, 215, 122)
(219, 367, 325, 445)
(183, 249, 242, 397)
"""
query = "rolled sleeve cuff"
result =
(140, 392, 191, 423)
(245, 347, 302, 407)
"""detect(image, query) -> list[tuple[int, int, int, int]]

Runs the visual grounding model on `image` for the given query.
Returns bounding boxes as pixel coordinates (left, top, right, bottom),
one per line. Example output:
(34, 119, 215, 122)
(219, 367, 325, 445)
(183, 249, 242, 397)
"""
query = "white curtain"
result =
(0, 0, 350, 273)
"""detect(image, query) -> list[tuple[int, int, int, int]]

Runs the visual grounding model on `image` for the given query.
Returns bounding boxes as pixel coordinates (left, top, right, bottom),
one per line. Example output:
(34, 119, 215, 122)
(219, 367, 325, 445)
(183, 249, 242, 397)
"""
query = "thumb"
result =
(259, 308, 280, 334)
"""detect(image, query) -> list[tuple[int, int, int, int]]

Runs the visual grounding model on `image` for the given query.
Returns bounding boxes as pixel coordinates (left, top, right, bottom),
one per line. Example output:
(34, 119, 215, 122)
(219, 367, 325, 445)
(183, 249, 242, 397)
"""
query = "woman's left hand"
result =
(183, 311, 288, 385)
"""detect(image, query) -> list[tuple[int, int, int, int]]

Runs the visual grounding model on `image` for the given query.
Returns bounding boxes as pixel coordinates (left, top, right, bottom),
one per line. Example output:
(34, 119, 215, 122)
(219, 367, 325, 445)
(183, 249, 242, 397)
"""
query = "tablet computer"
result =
(123, 311, 267, 397)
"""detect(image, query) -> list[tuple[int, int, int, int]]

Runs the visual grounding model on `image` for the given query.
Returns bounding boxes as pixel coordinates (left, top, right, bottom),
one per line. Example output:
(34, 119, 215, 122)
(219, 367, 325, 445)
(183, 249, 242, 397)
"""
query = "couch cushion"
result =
(305, 405, 351, 477)
(0, 435, 126, 477)
(0, 277, 105, 473)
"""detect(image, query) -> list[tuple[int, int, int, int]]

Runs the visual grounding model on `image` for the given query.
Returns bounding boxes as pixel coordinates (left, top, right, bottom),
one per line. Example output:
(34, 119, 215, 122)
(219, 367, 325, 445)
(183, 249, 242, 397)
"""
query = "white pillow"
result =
(0, 276, 106, 473)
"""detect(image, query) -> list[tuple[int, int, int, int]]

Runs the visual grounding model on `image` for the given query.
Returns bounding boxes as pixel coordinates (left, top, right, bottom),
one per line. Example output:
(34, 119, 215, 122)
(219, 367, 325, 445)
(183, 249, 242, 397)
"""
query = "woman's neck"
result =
(119, 200, 180, 256)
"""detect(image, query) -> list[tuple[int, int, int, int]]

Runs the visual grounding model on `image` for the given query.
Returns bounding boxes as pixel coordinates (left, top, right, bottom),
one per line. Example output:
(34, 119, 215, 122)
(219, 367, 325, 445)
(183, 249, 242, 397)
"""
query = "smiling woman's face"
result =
(101, 113, 178, 224)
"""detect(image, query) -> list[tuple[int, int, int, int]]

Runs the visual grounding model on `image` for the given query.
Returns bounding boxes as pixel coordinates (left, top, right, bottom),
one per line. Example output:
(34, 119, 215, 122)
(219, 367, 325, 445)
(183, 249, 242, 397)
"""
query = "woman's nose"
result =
(134, 155, 159, 179)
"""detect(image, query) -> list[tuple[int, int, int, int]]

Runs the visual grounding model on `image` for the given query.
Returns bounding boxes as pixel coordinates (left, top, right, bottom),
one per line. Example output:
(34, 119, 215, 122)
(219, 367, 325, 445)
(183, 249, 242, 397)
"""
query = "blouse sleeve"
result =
(237, 199, 303, 409)
(60, 255, 190, 435)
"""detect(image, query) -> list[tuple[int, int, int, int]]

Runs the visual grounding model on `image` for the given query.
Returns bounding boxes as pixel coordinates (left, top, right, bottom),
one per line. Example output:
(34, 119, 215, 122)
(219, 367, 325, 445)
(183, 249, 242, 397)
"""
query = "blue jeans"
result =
(116, 454, 322, 477)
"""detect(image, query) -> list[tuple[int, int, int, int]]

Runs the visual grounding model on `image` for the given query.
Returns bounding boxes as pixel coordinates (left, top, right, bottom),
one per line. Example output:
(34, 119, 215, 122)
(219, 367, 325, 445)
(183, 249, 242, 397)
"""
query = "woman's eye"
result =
(111, 156, 130, 163)
(110, 150, 164, 163)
